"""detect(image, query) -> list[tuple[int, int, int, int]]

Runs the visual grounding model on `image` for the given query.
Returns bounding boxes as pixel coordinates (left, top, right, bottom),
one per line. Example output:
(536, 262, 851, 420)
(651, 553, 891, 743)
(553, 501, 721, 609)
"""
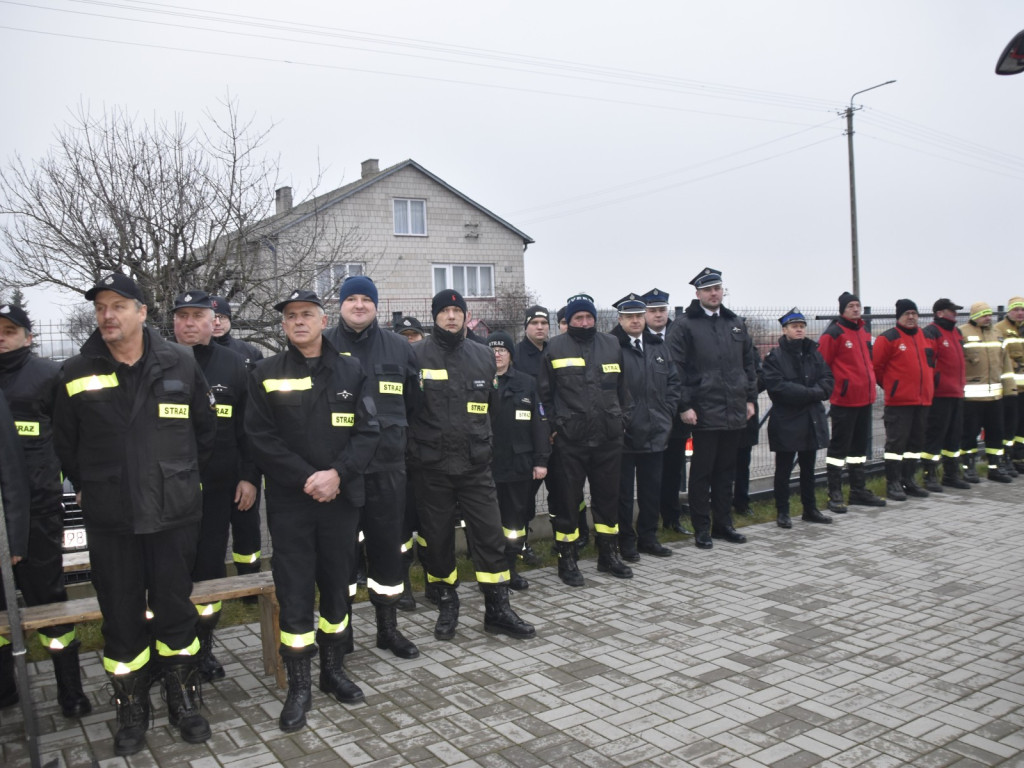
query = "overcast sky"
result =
(3, 1, 1024, 321)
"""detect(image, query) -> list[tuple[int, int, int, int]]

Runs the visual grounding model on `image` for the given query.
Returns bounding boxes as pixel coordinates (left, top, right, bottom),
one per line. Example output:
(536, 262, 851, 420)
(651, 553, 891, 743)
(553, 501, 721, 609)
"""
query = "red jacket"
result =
(873, 325, 935, 406)
(923, 318, 965, 399)
(819, 317, 877, 407)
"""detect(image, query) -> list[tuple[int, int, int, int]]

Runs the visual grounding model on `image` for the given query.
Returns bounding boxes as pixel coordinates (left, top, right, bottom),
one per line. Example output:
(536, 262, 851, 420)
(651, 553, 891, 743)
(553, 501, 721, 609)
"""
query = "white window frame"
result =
(316, 262, 365, 297)
(393, 198, 427, 236)
(432, 263, 495, 298)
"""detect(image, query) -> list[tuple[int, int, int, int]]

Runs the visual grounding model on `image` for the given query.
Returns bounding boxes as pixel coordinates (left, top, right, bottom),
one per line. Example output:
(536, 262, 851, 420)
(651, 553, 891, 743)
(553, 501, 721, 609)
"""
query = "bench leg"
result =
(258, 590, 286, 690)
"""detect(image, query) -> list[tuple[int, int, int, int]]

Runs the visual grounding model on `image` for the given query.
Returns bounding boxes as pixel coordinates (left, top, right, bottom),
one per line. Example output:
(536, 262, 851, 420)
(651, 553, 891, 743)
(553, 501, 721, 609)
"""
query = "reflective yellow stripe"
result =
(554, 529, 579, 542)
(379, 381, 404, 395)
(551, 358, 585, 369)
(477, 570, 510, 584)
(263, 377, 312, 393)
(421, 369, 448, 380)
(845, 456, 867, 464)
(280, 630, 316, 648)
(414, 534, 427, 548)
(159, 403, 189, 418)
(903, 452, 920, 460)
(502, 527, 526, 539)
(14, 421, 39, 436)
(426, 568, 459, 585)
(970, 309, 994, 320)
(400, 537, 414, 553)
(965, 383, 1003, 398)
(594, 523, 618, 535)
(825, 456, 845, 467)
(515, 409, 531, 420)
(884, 452, 903, 461)
(601, 363, 621, 373)
(332, 413, 355, 427)
(318, 615, 350, 634)
(104, 646, 150, 674)
(233, 550, 261, 564)
(215, 404, 233, 418)
(42, 628, 76, 651)
(467, 402, 488, 414)
(985, 447, 1003, 456)
(195, 602, 222, 616)
(0, 636, 9, 648)
(366, 579, 404, 597)
(155, 636, 200, 658)
(941, 449, 960, 458)
(66, 373, 119, 397)
(920, 452, 939, 462)
(962, 340, 1001, 348)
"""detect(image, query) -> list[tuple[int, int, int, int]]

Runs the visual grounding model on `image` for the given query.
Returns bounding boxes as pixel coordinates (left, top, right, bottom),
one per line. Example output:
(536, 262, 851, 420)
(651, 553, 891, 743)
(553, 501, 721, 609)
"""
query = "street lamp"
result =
(845, 79, 896, 297)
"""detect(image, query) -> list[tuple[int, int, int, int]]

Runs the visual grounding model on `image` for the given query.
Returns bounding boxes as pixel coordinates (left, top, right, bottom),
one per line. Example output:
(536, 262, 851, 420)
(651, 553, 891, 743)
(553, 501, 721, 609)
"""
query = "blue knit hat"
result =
(339, 275, 378, 306)
(565, 293, 597, 323)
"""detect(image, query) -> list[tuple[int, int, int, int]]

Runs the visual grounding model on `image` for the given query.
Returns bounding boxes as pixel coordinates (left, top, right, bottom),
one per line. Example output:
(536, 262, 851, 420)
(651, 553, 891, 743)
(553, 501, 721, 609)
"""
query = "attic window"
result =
(394, 199, 426, 236)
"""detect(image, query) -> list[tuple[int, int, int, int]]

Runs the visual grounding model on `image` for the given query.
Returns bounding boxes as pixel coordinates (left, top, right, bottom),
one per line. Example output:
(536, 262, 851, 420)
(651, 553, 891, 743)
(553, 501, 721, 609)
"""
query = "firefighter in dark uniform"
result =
(53, 273, 217, 756)
(538, 293, 634, 586)
(171, 291, 258, 681)
(0, 304, 91, 716)
(245, 289, 380, 733)
(209, 296, 265, 587)
(486, 331, 550, 591)
(408, 290, 535, 642)
(324, 275, 419, 660)
(394, 316, 425, 609)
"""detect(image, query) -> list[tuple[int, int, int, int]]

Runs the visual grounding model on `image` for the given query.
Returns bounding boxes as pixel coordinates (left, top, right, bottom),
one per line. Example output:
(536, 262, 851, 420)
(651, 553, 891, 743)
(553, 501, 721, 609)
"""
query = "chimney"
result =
(361, 158, 380, 179)
(275, 186, 293, 215)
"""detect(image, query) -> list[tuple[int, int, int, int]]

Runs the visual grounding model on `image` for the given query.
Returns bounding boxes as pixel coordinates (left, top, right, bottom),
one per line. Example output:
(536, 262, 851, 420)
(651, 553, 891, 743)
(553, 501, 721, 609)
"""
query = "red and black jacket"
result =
(873, 325, 935, 406)
(923, 318, 966, 399)
(818, 317, 876, 407)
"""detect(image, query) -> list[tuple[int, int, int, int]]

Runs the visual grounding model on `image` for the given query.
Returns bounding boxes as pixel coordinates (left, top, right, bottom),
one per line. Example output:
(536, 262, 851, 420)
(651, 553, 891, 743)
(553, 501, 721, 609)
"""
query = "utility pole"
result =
(844, 80, 895, 298)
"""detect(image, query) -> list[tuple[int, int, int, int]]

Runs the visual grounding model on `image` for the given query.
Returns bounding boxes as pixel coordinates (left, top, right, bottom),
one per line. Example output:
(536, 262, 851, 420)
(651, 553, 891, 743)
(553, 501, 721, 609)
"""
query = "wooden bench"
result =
(0, 571, 285, 689)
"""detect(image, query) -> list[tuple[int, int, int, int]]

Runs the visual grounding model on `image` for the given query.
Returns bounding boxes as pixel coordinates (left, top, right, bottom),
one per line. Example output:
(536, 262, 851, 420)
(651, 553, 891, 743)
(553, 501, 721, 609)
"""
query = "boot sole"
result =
(597, 566, 633, 579)
(484, 623, 536, 639)
(376, 639, 420, 659)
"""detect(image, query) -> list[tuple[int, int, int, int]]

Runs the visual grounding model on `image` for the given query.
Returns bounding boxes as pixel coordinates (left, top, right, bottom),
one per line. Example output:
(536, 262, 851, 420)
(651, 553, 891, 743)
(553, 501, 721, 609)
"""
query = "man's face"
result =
(645, 306, 669, 331)
(1009, 307, 1024, 324)
(282, 302, 327, 347)
(559, 319, 567, 333)
(492, 346, 510, 373)
(569, 312, 595, 329)
(525, 317, 549, 344)
(897, 310, 919, 330)
(783, 321, 807, 340)
(618, 313, 645, 336)
(94, 291, 147, 346)
(696, 285, 723, 311)
(935, 308, 957, 322)
(340, 293, 377, 332)
(436, 306, 466, 333)
(173, 307, 214, 347)
(0, 317, 31, 354)
(975, 314, 992, 327)
(842, 300, 862, 322)
(212, 313, 231, 338)
(399, 330, 423, 344)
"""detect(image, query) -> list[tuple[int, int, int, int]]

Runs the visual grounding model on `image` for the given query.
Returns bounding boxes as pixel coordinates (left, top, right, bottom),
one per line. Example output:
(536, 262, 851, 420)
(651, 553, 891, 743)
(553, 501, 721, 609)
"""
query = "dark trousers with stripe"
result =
(231, 485, 262, 565)
(827, 404, 873, 465)
(883, 405, 929, 458)
(496, 478, 533, 554)
(553, 438, 622, 537)
(923, 397, 964, 459)
(688, 429, 742, 534)
(356, 469, 407, 606)
(962, 399, 1005, 460)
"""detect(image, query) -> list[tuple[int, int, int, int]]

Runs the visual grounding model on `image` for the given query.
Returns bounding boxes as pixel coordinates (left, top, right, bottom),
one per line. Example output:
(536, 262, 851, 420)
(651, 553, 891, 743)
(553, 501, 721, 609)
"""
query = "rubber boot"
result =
(506, 548, 529, 592)
(481, 584, 536, 639)
(941, 456, 971, 489)
(986, 456, 1013, 483)
(318, 640, 364, 703)
(848, 465, 886, 506)
(196, 613, 225, 682)
(596, 534, 633, 579)
(555, 541, 584, 587)
(279, 654, 313, 733)
(885, 460, 907, 501)
(963, 453, 981, 483)
(901, 459, 930, 498)
(162, 662, 211, 744)
(110, 668, 150, 756)
(801, 507, 833, 524)
(922, 462, 944, 493)
(0, 645, 18, 709)
(374, 603, 419, 659)
(826, 465, 848, 513)
(434, 586, 460, 641)
(50, 639, 92, 717)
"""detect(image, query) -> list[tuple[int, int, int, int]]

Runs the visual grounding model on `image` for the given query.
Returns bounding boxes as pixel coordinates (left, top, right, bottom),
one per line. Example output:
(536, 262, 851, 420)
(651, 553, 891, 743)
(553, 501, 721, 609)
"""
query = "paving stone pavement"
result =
(2, 480, 1023, 767)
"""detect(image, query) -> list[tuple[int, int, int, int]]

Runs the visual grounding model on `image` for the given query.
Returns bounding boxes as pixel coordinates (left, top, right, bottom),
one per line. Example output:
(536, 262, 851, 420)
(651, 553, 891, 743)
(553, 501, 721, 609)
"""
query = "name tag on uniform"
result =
(467, 402, 488, 414)
(159, 404, 190, 419)
(551, 358, 585, 369)
(602, 364, 621, 373)
(332, 413, 355, 427)
(215, 405, 233, 418)
(15, 421, 39, 436)
(421, 369, 448, 380)
(515, 410, 530, 421)
(380, 381, 404, 395)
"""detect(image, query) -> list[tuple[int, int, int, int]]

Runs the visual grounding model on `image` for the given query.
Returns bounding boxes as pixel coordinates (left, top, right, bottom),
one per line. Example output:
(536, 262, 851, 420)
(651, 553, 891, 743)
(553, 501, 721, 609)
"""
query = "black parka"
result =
(610, 325, 681, 453)
(762, 335, 833, 452)
(214, 332, 264, 371)
(0, 389, 30, 558)
(490, 366, 550, 483)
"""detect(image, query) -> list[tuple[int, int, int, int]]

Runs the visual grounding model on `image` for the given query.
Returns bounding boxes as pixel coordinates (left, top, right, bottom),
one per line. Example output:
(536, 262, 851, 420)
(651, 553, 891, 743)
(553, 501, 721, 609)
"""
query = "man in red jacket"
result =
(921, 298, 970, 490)
(819, 292, 886, 511)
(873, 299, 936, 500)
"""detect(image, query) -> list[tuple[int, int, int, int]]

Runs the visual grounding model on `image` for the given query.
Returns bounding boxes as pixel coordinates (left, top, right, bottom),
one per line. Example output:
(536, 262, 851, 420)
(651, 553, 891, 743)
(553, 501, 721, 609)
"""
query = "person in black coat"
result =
(762, 309, 834, 528)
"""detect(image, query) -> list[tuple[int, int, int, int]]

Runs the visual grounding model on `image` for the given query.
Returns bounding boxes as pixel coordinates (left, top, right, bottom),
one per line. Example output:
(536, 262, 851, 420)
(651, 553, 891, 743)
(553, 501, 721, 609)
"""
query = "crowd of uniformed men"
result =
(0, 266, 1022, 756)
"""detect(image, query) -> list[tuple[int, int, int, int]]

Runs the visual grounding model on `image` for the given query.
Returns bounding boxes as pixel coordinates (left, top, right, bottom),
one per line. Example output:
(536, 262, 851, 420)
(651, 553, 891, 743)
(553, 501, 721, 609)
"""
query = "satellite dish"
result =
(996, 29, 1024, 75)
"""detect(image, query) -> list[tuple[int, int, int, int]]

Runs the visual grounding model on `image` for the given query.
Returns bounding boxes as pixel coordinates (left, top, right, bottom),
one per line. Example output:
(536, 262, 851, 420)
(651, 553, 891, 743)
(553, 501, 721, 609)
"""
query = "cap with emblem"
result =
(431, 289, 468, 318)
(0, 304, 31, 331)
(84, 273, 145, 303)
(273, 289, 324, 312)
(395, 316, 424, 335)
(689, 267, 723, 289)
(210, 295, 232, 319)
(613, 293, 647, 314)
(778, 307, 807, 326)
(932, 298, 963, 314)
(487, 330, 515, 357)
(172, 290, 214, 312)
(641, 288, 669, 307)
(523, 304, 549, 328)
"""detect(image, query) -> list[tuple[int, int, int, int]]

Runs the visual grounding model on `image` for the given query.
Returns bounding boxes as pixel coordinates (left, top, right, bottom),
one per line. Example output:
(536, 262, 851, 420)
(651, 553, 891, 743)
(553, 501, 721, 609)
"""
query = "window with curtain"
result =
(432, 264, 494, 297)
(394, 199, 427, 235)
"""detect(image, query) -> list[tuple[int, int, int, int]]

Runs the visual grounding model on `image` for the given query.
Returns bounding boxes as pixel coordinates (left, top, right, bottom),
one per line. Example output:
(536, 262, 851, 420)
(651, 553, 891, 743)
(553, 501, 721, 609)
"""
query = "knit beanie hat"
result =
(431, 289, 467, 318)
(839, 291, 859, 314)
(487, 330, 515, 357)
(339, 275, 378, 306)
(970, 301, 993, 321)
(1007, 297, 1024, 311)
(523, 305, 549, 328)
(565, 293, 597, 323)
(895, 299, 918, 319)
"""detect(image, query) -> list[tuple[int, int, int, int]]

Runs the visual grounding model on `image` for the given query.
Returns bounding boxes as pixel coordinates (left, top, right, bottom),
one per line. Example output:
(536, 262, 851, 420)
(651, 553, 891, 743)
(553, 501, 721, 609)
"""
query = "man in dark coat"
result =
(763, 309, 834, 528)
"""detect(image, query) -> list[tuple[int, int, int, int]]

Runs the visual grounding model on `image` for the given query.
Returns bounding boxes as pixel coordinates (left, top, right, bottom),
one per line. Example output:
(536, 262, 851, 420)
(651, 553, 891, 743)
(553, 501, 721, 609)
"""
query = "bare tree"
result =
(484, 283, 543, 335)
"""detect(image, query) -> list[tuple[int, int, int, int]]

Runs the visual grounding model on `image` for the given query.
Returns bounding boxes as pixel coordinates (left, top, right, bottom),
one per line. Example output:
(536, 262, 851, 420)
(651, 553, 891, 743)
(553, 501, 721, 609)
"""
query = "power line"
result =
(857, 132, 1024, 182)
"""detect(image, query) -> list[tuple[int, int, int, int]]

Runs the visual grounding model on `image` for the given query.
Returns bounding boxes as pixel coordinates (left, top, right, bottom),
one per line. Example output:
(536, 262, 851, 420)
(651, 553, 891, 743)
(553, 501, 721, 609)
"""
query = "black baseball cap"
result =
(0, 304, 31, 331)
(172, 290, 214, 312)
(84, 273, 145, 303)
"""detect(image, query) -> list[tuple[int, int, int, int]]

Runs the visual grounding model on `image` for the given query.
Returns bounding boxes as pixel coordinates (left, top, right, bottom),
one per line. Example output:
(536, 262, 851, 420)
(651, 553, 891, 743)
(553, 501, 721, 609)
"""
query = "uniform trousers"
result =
(688, 429, 742, 534)
(412, 466, 509, 585)
(827, 404, 873, 465)
(1003, 393, 1024, 448)
(660, 420, 688, 526)
(923, 397, 964, 460)
(962, 399, 1005, 460)
(773, 450, 817, 513)
(496, 479, 533, 552)
(617, 451, 663, 549)
(265, 490, 358, 656)
(732, 442, 753, 509)
(552, 438, 621, 538)
(883, 405, 929, 459)
(194, 484, 235, 583)
(231, 485, 262, 567)
(87, 524, 199, 666)
(356, 470, 406, 605)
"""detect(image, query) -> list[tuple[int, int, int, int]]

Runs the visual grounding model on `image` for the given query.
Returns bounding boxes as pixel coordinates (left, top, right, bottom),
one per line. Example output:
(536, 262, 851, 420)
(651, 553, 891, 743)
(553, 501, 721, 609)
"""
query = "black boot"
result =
(506, 549, 529, 591)
(886, 460, 907, 501)
(555, 541, 584, 587)
(481, 584, 536, 639)
(848, 466, 886, 506)
(923, 462, 944, 493)
(423, 565, 440, 606)
(434, 587, 460, 641)
(374, 603, 419, 659)
(986, 457, 1013, 483)
(776, 509, 792, 529)
(826, 465, 848, 513)
(110, 668, 151, 756)
(1014, 444, 1024, 473)
(279, 654, 313, 733)
(0, 645, 18, 709)
(318, 640, 364, 703)
(596, 534, 633, 579)
(941, 456, 971, 489)
(396, 568, 417, 612)
(901, 459, 930, 498)
(963, 454, 981, 483)
(50, 639, 92, 717)
(1001, 451, 1019, 478)
(520, 527, 543, 567)
(162, 662, 211, 744)
(801, 508, 833, 524)
(196, 613, 225, 682)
